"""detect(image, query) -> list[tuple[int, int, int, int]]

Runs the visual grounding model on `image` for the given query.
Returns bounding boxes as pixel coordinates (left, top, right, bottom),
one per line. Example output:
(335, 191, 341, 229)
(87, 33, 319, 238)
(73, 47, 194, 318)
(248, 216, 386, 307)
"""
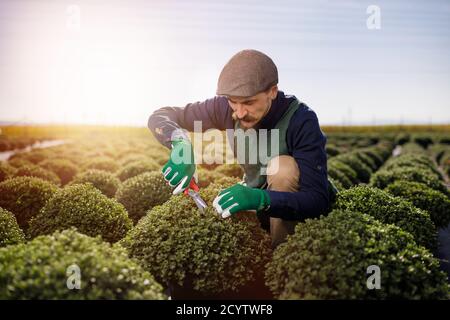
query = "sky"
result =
(0, 0, 449, 126)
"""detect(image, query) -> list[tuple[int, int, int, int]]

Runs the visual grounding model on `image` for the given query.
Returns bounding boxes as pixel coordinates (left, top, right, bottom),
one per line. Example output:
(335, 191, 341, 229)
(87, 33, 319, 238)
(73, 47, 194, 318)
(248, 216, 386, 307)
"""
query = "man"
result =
(148, 49, 331, 248)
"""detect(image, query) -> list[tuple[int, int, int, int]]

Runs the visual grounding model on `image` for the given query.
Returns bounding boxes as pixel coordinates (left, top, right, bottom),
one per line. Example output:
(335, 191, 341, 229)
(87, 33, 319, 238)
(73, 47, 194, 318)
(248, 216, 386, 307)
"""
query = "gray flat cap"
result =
(216, 49, 278, 97)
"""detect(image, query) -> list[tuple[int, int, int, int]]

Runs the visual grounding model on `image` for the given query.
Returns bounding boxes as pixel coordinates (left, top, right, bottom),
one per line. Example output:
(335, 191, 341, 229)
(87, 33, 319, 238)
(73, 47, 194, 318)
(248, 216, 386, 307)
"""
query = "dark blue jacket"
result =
(148, 90, 330, 221)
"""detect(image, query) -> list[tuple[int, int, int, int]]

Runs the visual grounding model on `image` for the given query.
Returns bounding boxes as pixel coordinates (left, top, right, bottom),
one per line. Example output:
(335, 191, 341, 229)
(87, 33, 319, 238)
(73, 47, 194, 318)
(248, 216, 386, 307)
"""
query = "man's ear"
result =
(269, 85, 278, 100)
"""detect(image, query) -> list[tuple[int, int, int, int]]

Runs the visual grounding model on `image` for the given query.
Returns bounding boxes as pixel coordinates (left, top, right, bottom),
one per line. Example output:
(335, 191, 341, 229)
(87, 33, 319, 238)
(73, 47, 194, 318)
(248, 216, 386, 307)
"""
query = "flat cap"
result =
(216, 49, 278, 97)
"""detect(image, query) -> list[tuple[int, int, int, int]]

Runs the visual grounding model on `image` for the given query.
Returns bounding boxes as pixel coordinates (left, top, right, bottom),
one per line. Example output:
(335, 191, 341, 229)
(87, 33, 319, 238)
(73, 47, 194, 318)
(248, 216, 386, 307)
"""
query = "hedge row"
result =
(0, 229, 166, 299)
(265, 210, 448, 299)
(328, 142, 394, 189)
(334, 186, 436, 249)
(122, 183, 272, 295)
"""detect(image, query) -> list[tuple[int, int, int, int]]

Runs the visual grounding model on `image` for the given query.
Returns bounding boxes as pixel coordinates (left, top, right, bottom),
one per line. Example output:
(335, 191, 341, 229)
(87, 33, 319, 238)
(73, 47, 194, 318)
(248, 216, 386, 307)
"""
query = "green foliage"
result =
(0, 162, 17, 182)
(334, 186, 436, 249)
(383, 154, 443, 180)
(28, 184, 132, 243)
(82, 157, 119, 173)
(115, 172, 171, 224)
(265, 210, 448, 299)
(0, 208, 25, 247)
(40, 159, 79, 185)
(71, 169, 120, 198)
(14, 164, 61, 185)
(328, 159, 359, 185)
(370, 166, 447, 195)
(386, 181, 450, 228)
(214, 164, 244, 178)
(0, 177, 58, 231)
(333, 154, 372, 183)
(122, 184, 272, 294)
(7, 158, 33, 168)
(0, 229, 166, 299)
(327, 164, 353, 189)
(116, 159, 160, 182)
(326, 144, 340, 157)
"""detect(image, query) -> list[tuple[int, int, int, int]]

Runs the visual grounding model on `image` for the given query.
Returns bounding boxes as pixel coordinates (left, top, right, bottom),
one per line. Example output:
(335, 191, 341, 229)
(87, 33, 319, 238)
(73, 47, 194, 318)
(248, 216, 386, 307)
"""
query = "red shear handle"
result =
(183, 178, 199, 195)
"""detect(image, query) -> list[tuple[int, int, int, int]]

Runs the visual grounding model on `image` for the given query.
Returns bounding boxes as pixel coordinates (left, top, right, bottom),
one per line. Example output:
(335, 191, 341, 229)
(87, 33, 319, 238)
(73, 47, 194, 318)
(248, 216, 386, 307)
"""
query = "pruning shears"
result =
(183, 179, 207, 212)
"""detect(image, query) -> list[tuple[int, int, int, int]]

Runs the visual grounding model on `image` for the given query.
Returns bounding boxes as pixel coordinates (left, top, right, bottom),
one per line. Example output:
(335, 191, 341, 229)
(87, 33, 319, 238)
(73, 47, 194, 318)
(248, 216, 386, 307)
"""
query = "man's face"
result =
(227, 86, 278, 129)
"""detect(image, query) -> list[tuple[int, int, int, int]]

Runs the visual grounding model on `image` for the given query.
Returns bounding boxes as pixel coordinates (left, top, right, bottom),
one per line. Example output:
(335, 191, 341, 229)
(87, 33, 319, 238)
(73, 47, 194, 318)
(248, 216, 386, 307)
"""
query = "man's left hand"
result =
(212, 184, 270, 219)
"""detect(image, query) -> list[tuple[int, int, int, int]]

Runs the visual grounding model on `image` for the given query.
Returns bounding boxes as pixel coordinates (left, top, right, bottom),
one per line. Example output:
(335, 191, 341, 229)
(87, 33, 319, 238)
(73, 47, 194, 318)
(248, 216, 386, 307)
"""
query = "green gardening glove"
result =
(162, 138, 196, 195)
(212, 183, 271, 219)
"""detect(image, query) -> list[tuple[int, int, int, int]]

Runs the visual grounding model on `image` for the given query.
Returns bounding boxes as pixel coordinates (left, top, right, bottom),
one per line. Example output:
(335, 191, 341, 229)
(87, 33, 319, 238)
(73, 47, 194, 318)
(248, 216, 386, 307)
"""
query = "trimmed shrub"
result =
(327, 165, 353, 189)
(115, 172, 171, 224)
(28, 184, 132, 243)
(40, 159, 78, 185)
(82, 157, 119, 173)
(122, 183, 272, 294)
(334, 186, 436, 249)
(197, 168, 225, 188)
(333, 154, 372, 183)
(0, 162, 17, 182)
(214, 164, 244, 178)
(383, 154, 442, 180)
(14, 164, 61, 185)
(395, 133, 410, 145)
(7, 158, 33, 168)
(386, 181, 450, 228)
(71, 169, 120, 198)
(265, 210, 448, 299)
(0, 177, 58, 230)
(413, 135, 433, 149)
(328, 159, 359, 185)
(354, 152, 377, 171)
(370, 167, 448, 195)
(326, 144, 340, 157)
(0, 229, 166, 299)
(359, 148, 384, 169)
(9, 149, 52, 164)
(0, 208, 25, 247)
(116, 159, 160, 182)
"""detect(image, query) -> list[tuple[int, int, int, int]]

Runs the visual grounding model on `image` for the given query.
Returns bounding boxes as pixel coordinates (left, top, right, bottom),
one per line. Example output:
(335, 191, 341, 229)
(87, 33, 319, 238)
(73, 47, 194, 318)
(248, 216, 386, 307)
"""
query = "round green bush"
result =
(328, 159, 359, 185)
(0, 207, 25, 247)
(28, 184, 132, 243)
(40, 159, 78, 185)
(71, 169, 120, 198)
(265, 210, 448, 299)
(333, 186, 436, 249)
(14, 164, 61, 185)
(7, 158, 33, 169)
(333, 154, 372, 183)
(82, 157, 119, 173)
(354, 152, 377, 171)
(386, 181, 450, 228)
(0, 177, 58, 230)
(326, 144, 340, 157)
(9, 149, 52, 164)
(115, 172, 171, 224)
(7, 158, 33, 168)
(116, 159, 160, 182)
(0, 162, 17, 182)
(122, 183, 272, 294)
(197, 168, 226, 188)
(214, 164, 244, 178)
(359, 148, 384, 169)
(0, 228, 166, 299)
(370, 167, 448, 195)
(327, 165, 353, 189)
(383, 154, 443, 180)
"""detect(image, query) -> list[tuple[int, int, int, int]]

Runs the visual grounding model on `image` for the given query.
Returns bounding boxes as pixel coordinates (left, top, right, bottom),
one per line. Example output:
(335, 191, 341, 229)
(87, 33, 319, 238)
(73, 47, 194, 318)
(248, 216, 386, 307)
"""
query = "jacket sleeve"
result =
(147, 96, 233, 148)
(265, 111, 330, 220)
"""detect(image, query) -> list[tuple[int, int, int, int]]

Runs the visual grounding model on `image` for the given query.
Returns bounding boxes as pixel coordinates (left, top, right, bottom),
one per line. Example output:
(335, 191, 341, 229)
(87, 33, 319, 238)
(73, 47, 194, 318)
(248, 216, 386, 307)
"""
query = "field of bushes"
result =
(0, 125, 449, 299)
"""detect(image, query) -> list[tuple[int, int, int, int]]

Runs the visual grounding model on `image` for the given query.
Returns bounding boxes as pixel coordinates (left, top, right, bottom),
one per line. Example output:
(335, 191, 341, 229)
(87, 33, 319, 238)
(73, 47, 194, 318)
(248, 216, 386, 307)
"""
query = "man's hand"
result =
(162, 138, 195, 195)
(213, 184, 271, 218)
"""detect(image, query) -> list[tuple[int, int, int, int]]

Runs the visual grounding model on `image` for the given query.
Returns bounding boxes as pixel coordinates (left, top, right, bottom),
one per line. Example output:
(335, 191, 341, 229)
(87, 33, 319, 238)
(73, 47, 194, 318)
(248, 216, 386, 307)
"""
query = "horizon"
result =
(0, 0, 449, 126)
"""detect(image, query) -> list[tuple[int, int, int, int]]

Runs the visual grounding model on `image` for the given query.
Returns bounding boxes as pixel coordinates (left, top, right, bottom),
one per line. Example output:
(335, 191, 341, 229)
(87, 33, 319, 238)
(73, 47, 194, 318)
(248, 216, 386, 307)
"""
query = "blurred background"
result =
(0, 0, 449, 126)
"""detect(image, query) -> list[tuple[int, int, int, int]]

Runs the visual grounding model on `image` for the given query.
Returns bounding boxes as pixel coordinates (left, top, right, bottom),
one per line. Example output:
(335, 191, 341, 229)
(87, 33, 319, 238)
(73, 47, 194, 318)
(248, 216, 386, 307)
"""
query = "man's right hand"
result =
(162, 138, 196, 195)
